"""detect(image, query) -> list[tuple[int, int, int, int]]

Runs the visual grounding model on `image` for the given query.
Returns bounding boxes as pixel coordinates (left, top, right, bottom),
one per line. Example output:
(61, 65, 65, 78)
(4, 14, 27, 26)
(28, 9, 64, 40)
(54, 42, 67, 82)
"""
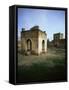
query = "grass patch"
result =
(17, 48, 66, 83)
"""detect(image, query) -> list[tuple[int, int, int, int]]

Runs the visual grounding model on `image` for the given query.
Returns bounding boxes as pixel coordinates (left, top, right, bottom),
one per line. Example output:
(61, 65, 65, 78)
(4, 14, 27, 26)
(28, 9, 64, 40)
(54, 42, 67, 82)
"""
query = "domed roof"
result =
(30, 26, 39, 30)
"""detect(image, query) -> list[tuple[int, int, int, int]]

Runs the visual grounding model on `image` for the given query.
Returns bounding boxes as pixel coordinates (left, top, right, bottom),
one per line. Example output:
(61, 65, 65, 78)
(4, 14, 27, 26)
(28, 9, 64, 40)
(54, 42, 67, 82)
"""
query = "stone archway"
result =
(42, 40, 45, 52)
(27, 39, 32, 51)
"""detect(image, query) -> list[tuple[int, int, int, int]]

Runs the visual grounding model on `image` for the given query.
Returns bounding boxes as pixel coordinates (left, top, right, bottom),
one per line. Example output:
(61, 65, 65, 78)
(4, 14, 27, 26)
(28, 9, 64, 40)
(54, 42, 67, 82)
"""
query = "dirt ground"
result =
(18, 48, 65, 66)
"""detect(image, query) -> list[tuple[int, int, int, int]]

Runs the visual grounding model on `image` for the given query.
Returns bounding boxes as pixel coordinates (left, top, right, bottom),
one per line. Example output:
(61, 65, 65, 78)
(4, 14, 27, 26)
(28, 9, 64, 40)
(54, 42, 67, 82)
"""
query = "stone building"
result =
(53, 33, 63, 40)
(21, 26, 47, 55)
(53, 33, 65, 48)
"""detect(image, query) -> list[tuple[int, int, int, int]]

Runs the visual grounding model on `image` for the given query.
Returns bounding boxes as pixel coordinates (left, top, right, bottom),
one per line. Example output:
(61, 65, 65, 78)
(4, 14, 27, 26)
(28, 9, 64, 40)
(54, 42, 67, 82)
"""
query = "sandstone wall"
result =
(21, 30, 38, 54)
(38, 31, 47, 54)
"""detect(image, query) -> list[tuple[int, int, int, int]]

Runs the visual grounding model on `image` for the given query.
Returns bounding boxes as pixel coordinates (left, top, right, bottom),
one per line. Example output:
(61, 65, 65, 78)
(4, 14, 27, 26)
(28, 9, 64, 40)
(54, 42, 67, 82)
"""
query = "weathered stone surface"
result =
(21, 26, 47, 55)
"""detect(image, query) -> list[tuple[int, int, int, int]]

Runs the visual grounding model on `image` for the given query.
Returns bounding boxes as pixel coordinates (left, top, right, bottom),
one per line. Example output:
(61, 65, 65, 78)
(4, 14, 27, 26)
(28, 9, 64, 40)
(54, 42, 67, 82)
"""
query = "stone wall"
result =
(38, 31, 47, 54)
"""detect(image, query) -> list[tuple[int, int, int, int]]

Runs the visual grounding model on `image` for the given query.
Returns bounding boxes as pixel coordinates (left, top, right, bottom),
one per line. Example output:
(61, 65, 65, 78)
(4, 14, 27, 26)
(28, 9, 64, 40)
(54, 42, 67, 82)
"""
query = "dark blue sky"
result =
(18, 8, 65, 41)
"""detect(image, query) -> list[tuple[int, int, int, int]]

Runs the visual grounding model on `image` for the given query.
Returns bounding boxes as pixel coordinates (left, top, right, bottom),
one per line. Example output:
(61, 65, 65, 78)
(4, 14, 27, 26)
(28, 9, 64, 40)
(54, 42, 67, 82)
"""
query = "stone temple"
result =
(21, 26, 47, 55)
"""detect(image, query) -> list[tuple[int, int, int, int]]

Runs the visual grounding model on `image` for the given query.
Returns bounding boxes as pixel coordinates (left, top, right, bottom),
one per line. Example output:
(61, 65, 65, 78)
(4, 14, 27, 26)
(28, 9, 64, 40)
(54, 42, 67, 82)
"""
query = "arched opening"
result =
(27, 39, 32, 51)
(42, 40, 45, 52)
